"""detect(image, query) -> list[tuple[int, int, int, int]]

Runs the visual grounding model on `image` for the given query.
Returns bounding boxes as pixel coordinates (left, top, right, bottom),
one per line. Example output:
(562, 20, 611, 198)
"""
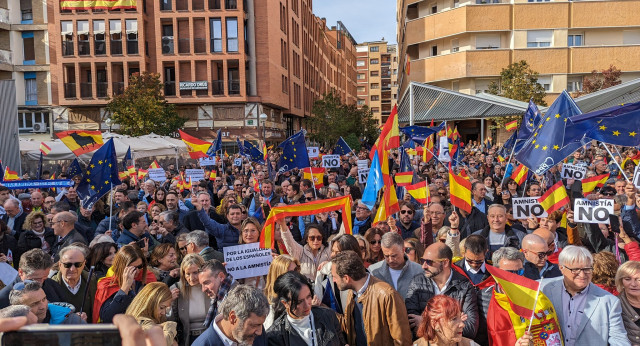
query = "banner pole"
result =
(500, 142, 518, 187)
(601, 143, 630, 182)
(527, 279, 543, 333)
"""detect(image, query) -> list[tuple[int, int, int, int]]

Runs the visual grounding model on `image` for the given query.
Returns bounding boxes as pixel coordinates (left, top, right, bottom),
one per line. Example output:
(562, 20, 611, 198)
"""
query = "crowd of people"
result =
(0, 139, 639, 346)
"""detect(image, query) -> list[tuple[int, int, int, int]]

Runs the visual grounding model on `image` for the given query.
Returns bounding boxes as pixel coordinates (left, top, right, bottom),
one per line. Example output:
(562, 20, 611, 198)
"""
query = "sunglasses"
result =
(465, 258, 484, 265)
(400, 210, 414, 215)
(179, 246, 188, 252)
(419, 258, 444, 266)
(404, 247, 415, 254)
(370, 240, 381, 245)
(308, 236, 323, 242)
(507, 268, 525, 276)
(130, 263, 145, 270)
(602, 192, 616, 197)
(61, 261, 84, 269)
(529, 250, 553, 259)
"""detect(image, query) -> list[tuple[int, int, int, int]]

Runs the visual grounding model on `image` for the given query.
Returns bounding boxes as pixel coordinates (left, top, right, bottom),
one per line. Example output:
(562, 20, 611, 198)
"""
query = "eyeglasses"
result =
(465, 258, 484, 265)
(602, 192, 616, 197)
(418, 258, 444, 266)
(235, 184, 242, 187)
(130, 263, 145, 270)
(404, 247, 415, 254)
(370, 240, 381, 245)
(356, 206, 369, 211)
(528, 250, 553, 259)
(61, 261, 84, 269)
(241, 210, 248, 214)
(506, 268, 525, 276)
(563, 266, 593, 275)
(308, 236, 323, 242)
(429, 211, 444, 216)
(400, 210, 414, 215)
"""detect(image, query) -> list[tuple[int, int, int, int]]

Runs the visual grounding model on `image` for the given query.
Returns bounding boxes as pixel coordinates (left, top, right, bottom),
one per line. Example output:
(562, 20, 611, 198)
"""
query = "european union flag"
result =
(567, 101, 640, 147)
(0, 160, 4, 181)
(206, 129, 222, 157)
(400, 123, 446, 144)
(333, 137, 352, 156)
(516, 99, 542, 142)
(277, 130, 310, 173)
(515, 91, 583, 175)
(76, 139, 121, 209)
(244, 140, 266, 165)
(122, 146, 132, 170)
(67, 158, 83, 177)
(236, 138, 246, 156)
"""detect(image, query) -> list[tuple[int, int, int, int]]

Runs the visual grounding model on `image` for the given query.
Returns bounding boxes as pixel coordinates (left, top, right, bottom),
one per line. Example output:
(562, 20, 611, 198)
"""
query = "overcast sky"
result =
(313, 0, 397, 45)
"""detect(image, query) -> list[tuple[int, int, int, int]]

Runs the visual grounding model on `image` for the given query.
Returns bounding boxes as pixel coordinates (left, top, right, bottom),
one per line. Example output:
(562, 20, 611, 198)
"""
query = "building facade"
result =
(46, 0, 357, 145)
(355, 41, 399, 125)
(0, 0, 52, 140)
(397, 0, 640, 106)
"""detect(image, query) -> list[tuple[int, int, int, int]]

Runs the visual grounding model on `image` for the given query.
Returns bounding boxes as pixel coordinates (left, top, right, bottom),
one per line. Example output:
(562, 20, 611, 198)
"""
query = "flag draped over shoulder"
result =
(56, 130, 103, 156)
(486, 265, 563, 346)
(76, 138, 121, 209)
(260, 196, 352, 249)
(449, 165, 472, 213)
(537, 181, 569, 213)
(60, 0, 136, 10)
(179, 130, 211, 159)
(277, 130, 310, 173)
(581, 173, 609, 196)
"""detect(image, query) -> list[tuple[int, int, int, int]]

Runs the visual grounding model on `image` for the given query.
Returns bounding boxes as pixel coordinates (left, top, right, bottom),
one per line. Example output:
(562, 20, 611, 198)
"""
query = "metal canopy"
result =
(573, 78, 640, 113)
(397, 82, 528, 124)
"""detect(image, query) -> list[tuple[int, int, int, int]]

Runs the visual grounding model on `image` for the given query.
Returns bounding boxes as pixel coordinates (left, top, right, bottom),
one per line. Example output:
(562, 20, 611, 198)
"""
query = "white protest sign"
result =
(185, 169, 205, 182)
(0, 262, 17, 286)
(561, 163, 587, 180)
(357, 159, 369, 170)
(307, 147, 319, 158)
(574, 198, 614, 224)
(198, 156, 217, 166)
(437, 136, 451, 162)
(358, 169, 369, 184)
(322, 155, 341, 168)
(633, 165, 640, 189)
(512, 197, 548, 219)
(233, 158, 242, 166)
(223, 243, 273, 280)
(148, 168, 166, 181)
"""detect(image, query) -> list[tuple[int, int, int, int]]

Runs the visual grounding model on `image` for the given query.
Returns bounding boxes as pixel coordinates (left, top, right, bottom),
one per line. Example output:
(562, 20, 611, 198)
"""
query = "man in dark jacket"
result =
(95, 201, 136, 237)
(405, 242, 479, 339)
(395, 201, 420, 239)
(2, 199, 26, 239)
(453, 235, 492, 285)
(521, 233, 562, 280)
(50, 212, 87, 262)
(461, 181, 493, 237)
(472, 204, 526, 258)
(185, 230, 223, 263)
(193, 201, 243, 250)
(156, 211, 189, 244)
(116, 211, 156, 251)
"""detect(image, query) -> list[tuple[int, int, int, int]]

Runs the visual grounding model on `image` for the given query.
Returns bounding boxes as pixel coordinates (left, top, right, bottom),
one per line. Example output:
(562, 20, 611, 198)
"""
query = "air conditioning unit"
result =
(161, 37, 174, 54)
(32, 122, 47, 133)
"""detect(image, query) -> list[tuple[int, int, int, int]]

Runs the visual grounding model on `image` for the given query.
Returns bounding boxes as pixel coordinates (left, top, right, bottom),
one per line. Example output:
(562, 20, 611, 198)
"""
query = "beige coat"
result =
(281, 227, 331, 281)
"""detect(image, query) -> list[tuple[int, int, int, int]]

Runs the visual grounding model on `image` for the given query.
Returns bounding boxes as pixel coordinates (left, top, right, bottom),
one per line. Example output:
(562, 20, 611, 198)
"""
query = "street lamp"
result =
(259, 113, 268, 143)
(105, 117, 114, 133)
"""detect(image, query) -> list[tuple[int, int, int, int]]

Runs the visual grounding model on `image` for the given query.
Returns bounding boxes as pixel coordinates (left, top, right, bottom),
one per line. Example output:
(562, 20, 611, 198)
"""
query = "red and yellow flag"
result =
(537, 181, 569, 214)
(486, 265, 563, 346)
(3, 167, 19, 181)
(581, 173, 609, 196)
(149, 160, 160, 169)
(302, 167, 325, 189)
(60, 0, 136, 10)
(510, 164, 529, 186)
(505, 120, 518, 132)
(423, 135, 434, 163)
(394, 172, 413, 187)
(252, 176, 260, 193)
(56, 130, 103, 156)
(39, 142, 52, 155)
(209, 170, 217, 180)
(373, 184, 400, 224)
(118, 171, 128, 180)
(449, 166, 472, 213)
(260, 195, 353, 249)
(179, 130, 211, 159)
(137, 169, 148, 180)
(262, 142, 268, 164)
(405, 180, 430, 204)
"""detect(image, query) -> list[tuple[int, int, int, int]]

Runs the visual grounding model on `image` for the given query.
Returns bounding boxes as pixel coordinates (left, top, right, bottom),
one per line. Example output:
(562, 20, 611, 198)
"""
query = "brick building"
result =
(46, 0, 357, 145)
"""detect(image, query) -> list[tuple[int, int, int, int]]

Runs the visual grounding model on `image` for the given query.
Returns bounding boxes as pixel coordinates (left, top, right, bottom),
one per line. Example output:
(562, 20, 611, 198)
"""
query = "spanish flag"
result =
(56, 130, 103, 156)
(149, 160, 160, 169)
(39, 142, 52, 155)
(209, 170, 217, 180)
(394, 172, 413, 187)
(60, 0, 136, 10)
(373, 184, 400, 224)
(423, 135, 434, 163)
(179, 130, 211, 159)
(252, 176, 260, 193)
(581, 173, 609, 196)
(369, 104, 400, 162)
(302, 167, 325, 189)
(449, 166, 472, 213)
(3, 167, 19, 181)
(127, 165, 136, 177)
(118, 171, 128, 180)
(509, 164, 529, 186)
(405, 180, 430, 204)
(262, 142, 268, 164)
(486, 265, 563, 346)
(260, 195, 353, 249)
(137, 169, 148, 180)
(505, 120, 518, 132)
(537, 180, 569, 213)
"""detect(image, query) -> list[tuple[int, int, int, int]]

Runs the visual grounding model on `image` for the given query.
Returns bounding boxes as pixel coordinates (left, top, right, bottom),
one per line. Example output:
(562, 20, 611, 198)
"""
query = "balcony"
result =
(0, 49, 10, 65)
(80, 83, 93, 98)
(569, 45, 640, 74)
(571, 1, 640, 28)
(229, 79, 240, 95)
(408, 49, 510, 82)
(97, 82, 108, 98)
(64, 83, 76, 98)
(212, 80, 224, 95)
(112, 82, 124, 95)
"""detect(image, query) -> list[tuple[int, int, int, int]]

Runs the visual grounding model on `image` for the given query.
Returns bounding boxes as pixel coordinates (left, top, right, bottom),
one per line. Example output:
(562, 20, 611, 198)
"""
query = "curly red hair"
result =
(417, 295, 461, 340)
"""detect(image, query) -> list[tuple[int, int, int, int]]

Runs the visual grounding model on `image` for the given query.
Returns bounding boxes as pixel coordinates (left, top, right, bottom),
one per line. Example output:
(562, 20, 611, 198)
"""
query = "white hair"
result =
(558, 245, 593, 267)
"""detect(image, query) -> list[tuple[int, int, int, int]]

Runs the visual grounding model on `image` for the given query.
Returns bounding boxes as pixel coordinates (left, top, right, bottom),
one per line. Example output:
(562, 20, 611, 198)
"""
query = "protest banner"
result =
(512, 197, 548, 219)
(358, 169, 369, 184)
(574, 198, 614, 224)
(561, 163, 587, 180)
(147, 168, 166, 181)
(1, 179, 74, 190)
(223, 243, 273, 280)
(185, 169, 205, 182)
(357, 159, 369, 170)
(307, 147, 319, 158)
(322, 155, 340, 168)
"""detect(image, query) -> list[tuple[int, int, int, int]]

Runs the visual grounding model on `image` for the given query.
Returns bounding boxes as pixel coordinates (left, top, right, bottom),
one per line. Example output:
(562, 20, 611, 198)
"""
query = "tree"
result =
(106, 72, 186, 136)
(307, 91, 379, 149)
(575, 65, 622, 96)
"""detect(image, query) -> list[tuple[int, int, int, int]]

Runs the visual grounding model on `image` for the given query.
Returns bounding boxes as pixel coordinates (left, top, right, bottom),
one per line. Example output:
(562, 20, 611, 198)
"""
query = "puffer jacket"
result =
(266, 306, 346, 346)
(405, 269, 479, 339)
(280, 226, 330, 282)
(44, 302, 86, 325)
(619, 291, 640, 346)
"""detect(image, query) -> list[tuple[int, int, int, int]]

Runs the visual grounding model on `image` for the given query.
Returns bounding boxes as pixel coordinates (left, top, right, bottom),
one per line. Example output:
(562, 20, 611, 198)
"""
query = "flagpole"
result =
(521, 179, 528, 198)
(601, 143, 630, 182)
(422, 146, 449, 172)
(108, 183, 114, 232)
(500, 142, 518, 187)
(527, 278, 543, 333)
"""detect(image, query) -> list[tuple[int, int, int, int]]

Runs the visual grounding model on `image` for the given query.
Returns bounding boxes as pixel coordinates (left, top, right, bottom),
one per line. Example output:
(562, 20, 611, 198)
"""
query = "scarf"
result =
(92, 265, 157, 323)
(352, 217, 369, 235)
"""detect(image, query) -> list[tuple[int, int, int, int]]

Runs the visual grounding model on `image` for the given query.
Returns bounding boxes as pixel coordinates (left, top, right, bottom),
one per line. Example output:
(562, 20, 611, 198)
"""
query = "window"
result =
(568, 34, 583, 47)
(22, 32, 35, 64)
(126, 20, 138, 54)
(431, 45, 438, 56)
(370, 58, 379, 64)
(226, 18, 238, 52)
(164, 66, 176, 96)
(61, 21, 74, 56)
(371, 95, 379, 101)
(161, 24, 174, 54)
(623, 30, 640, 45)
(371, 83, 379, 89)
(209, 0, 221, 9)
(357, 99, 365, 106)
(528, 0, 550, 2)
(18, 111, 48, 133)
(356, 60, 365, 67)
(20, 0, 32, 23)
(370, 46, 379, 52)
(371, 107, 380, 113)
(357, 86, 365, 93)
(24, 72, 37, 105)
(567, 76, 583, 92)
(210, 18, 222, 52)
(537, 76, 551, 91)
(110, 20, 123, 55)
(431, 5, 437, 14)
(452, 81, 459, 92)
(94, 20, 106, 54)
(454, 0, 460, 7)
(451, 39, 460, 52)
(357, 73, 365, 80)
(77, 21, 89, 56)
(476, 34, 500, 49)
(527, 30, 552, 48)
(161, 0, 172, 10)
(281, 75, 288, 93)
(280, 39, 287, 68)
(225, 0, 237, 9)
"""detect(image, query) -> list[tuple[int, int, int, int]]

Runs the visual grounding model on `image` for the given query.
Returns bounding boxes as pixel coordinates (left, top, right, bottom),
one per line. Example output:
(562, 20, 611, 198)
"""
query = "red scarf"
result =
(92, 269, 157, 323)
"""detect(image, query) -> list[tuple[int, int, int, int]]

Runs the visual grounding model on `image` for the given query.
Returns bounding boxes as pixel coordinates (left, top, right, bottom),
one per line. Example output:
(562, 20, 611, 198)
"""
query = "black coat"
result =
(266, 306, 346, 346)
(183, 209, 223, 250)
(17, 228, 55, 261)
(51, 229, 87, 262)
(1, 213, 27, 240)
(523, 260, 562, 280)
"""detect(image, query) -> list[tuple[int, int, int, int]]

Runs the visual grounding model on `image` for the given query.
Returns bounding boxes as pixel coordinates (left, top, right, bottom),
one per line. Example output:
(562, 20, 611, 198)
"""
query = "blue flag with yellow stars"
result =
(67, 158, 83, 178)
(516, 91, 583, 175)
(400, 123, 445, 144)
(243, 140, 266, 165)
(76, 138, 121, 209)
(516, 99, 542, 142)
(206, 129, 223, 157)
(122, 146, 131, 171)
(333, 137, 352, 156)
(277, 130, 310, 173)
(567, 101, 640, 147)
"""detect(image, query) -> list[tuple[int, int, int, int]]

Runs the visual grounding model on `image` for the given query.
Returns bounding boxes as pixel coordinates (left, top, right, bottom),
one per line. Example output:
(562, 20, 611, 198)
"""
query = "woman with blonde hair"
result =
(126, 282, 177, 346)
(616, 260, 640, 343)
(94, 244, 157, 323)
(170, 254, 209, 345)
(238, 217, 265, 288)
(263, 254, 301, 329)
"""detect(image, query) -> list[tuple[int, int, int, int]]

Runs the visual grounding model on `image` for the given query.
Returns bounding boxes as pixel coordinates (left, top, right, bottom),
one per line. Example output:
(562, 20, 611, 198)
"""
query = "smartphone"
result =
(137, 239, 147, 248)
(2, 324, 121, 345)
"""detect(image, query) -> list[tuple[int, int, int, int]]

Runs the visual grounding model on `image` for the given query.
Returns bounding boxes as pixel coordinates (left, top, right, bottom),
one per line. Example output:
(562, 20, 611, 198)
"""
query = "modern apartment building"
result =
(355, 41, 399, 125)
(47, 0, 357, 145)
(0, 0, 52, 139)
(397, 0, 640, 107)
